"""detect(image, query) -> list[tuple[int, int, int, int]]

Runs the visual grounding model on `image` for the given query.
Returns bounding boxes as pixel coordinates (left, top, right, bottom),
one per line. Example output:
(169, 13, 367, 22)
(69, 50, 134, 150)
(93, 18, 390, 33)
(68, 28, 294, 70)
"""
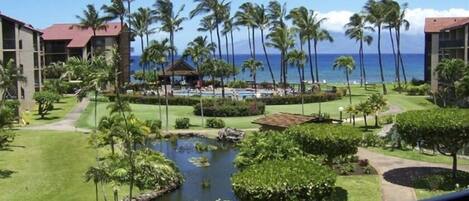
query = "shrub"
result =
(194, 99, 265, 117)
(248, 91, 344, 105)
(361, 133, 384, 147)
(33, 91, 60, 119)
(227, 80, 248, 88)
(145, 120, 162, 133)
(406, 84, 430, 96)
(105, 94, 202, 106)
(285, 124, 362, 165)
(234, 131, 304, 169)
(175, 118, 190, 129)
(232, 158, 337, 201)
(413, 172, 469, 191)
(396, 109, 469, 178)
(337, 162, 355, 175)
(205, 118, 225, 128)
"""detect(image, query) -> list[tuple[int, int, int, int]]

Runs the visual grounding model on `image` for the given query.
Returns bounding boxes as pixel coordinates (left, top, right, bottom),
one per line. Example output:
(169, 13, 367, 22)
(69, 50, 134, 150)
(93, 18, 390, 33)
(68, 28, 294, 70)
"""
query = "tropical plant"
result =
(356, 101, 373, 128)
(131, 7, 153, 86)
(364, 0, 388, 94)
(435, 59, 466, 107)
(345, 104, 359, 126)
(97, 115, 125, 155)
(84, 166, 110, 201)
(0, 59, 26, 106)
(101, 0, 127, 29)
(235, 2, 255, 58)
(33, 91, 60, 119)
(313, 29, 334, 83)
(287, 49, 307, 114)
(345, 13, 374, 87)
(367, 93, 387, 127)
(333, 56, 356, 105)
(76, 4, 107, 58)
(267, 25, 295, 95)
(198, 16, 217, 57)
(242, 59, 264, 94)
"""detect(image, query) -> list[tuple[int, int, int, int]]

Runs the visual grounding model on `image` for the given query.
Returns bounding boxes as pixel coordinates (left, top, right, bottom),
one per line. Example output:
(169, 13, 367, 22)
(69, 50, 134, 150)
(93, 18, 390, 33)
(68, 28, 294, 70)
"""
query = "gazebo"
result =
(253, 112, 335, 131)
(159, 60, 199, 88)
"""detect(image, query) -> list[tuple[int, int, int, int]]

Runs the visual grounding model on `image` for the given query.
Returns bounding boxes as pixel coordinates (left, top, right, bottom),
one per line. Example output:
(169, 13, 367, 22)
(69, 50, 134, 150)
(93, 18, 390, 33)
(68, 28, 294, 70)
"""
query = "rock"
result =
(217, 128, 245, 142)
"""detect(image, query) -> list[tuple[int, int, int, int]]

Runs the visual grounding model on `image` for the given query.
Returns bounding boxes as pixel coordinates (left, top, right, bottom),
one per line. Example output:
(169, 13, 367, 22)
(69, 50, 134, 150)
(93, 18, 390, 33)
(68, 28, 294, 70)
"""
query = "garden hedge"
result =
(194, 99, 265, 117)
(231, 158, 336, 201)
(285, 124, 362, 165)
(205, 118, 225, 128)
(106, 94, 202, 106)
(247, 91, 346, 105)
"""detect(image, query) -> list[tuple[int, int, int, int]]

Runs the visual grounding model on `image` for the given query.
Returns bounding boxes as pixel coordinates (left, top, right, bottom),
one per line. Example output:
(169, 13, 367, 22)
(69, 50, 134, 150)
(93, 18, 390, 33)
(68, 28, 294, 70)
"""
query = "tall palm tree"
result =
(154, 0, 186, 88)
(222, 16, 238, 80)
(364, 0, 388, 94)
(345, 13, 374, 87)
(101, 0, 126, 29)
(0, 59, 26, 107)
(394, 2, 410, 85)
(253, 4, 276, 90)
(198, 16, 217, 57)
(383, 0, 401, 90)
(213, 59, 234, 98)
(131, 7, 152, 86)
(235, 2, 255, 58)
(76, 4, 107, 59)
(267, 1, 287, 28)
(313, 29, 333, 83)
(287, 49, 307, 115)
(267, 26, 295, 95)
(145, 39, 173, 133)
(333, 56, 356, 105)
(242, 59, 264, 94)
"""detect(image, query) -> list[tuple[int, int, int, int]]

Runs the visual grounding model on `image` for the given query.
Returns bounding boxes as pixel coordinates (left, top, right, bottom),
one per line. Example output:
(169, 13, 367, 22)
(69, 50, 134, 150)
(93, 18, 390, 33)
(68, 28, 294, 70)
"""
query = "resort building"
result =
(42, 22, 131, 84)
(0, 12, 44, 110)
(424, 17, 469, 91)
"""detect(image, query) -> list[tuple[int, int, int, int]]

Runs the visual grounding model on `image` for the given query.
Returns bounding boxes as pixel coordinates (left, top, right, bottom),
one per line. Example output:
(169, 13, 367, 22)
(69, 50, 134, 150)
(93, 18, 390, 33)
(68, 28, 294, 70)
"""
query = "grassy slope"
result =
(23, 96, 78, 126)
(0, 130, 118, 201)
(332, 175, 381, 201)
(77, 85, 436, 130)
(368, 147, 469, 166)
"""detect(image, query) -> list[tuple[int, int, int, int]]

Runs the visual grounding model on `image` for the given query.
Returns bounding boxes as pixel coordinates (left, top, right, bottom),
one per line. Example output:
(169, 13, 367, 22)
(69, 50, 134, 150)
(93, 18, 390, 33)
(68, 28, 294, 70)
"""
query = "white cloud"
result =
(317, 8, 469, 35)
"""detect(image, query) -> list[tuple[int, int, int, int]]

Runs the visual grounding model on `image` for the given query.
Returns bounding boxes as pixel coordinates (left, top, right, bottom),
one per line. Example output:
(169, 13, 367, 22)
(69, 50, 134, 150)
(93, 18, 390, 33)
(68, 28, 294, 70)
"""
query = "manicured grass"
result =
(331, 175, 381, 201)
(0, 130, 103, 201)
(368, 147, 469, 166)
(415, 189, 452, 200)
(23, 96, 78, 126)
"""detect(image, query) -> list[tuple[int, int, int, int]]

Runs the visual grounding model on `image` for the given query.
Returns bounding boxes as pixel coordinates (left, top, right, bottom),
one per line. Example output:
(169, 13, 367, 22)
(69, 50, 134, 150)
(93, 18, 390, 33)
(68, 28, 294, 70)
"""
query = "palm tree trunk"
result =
(230, 29, 236, 81)
(209, 29, 216, 57)
(252, 26, 256, 60)
(224, 33, 230, 63)
(361, 40, 368, 88)
(247, 27, 253, 58)
(215, 23, 223, 59)
(282, 51, 287, 95)
(314, 40, 319, 83)
(298, 67, 304, 115)
(375, 114, 378, 127)
(359, 40, 364, 87)
(95, 183, 98, 201)
(346, 70, 352, 105)
(389, 27, 401, 91)
(307, 38, 315, 83)
(261, 29, 276, 90)
(156, 66, 163, 122)
(254, 73, 257, 94)
(377, 26, 387, 94)
(221, 75, 225, 98)
(140, 36, 146, 87)
(94, 91, 98, 131)
(396, 28, 407, 84)
(170, 31, 175, 88)
(161, 67, 169, 133)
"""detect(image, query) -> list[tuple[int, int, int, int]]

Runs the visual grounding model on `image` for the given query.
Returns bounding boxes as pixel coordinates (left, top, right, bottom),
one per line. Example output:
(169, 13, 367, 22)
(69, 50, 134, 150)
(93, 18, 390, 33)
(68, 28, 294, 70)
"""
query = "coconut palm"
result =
(345, 105, 358, 126)
(253, 4, 276, 90)
(76, 4, 107, 59)
(345, 13, 374, 87)
(131, 7, 153, 86)
(367, 93, 387, 127)
(145, 39, 173, 133)
(286, 49, 307, 115)
(0, 59, 26, 107)
(235, 2, 255, 58)
(435, 59, 466, 107)
(382, 0, 400, 90)
(267, 26, 295, 95)
(154, 0, 186, 88)
(393, 2, 410, 85)
(242, 59, 264, 94)
(84, 166, 110, 201)
(313, 29, 333, 83)
(198, 16, 217, 57)
(98, 115, 124, 155)
(333, 56, 356, 105)
(222, 16, 238, 80)
(267, 1, 287, 28)
(101, 0, 126, 28)
(364, 0, 388, 94)
(356, 101, 372, 129)
(213, 59, 235, 98)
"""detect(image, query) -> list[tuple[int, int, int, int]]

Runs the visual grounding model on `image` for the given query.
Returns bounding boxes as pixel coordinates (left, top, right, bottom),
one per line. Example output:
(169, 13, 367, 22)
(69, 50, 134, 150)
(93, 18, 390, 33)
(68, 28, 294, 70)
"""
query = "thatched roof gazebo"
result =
(159, 60, 199, 87)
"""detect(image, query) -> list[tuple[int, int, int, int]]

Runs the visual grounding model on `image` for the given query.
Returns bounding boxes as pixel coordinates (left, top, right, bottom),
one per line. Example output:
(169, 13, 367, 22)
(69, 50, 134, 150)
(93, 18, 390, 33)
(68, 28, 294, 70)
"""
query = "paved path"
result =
(22, 98, 91, 133)
(359, 148, 469, 201)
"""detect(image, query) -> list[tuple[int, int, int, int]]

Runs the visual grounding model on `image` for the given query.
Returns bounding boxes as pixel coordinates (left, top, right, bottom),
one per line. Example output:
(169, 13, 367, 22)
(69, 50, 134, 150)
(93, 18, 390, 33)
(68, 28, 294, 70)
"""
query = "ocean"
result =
(131, 54, 424, 84)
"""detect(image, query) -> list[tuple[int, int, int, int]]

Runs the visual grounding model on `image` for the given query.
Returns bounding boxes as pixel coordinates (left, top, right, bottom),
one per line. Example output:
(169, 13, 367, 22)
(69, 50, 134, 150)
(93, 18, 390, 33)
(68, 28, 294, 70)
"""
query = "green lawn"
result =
(77, 85, 436, 130)
(23, 96, 78, 126)
(332, 175, 381, 201)
(368, 147, 469, 166)
(415, 189, 452, 200)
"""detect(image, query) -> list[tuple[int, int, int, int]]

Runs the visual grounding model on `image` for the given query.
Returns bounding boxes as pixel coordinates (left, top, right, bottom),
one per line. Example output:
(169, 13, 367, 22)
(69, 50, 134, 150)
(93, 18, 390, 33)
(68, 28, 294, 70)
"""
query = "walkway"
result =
(358, 148, 469, 201)
(22, 98, 91, 133)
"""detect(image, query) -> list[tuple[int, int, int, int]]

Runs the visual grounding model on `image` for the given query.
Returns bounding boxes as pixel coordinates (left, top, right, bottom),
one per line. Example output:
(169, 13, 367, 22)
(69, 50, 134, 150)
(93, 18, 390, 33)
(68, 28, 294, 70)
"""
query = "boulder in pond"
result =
(217, 128, 245, 142)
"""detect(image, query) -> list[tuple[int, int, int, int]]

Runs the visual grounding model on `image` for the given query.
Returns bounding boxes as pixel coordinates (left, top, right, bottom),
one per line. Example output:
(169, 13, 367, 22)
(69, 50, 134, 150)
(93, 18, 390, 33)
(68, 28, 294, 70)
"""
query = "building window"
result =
(34, 53, 39, 68)
(33, 32, 38, 51)
(19, 40, 23, 49)
(19, 64, 24, 74)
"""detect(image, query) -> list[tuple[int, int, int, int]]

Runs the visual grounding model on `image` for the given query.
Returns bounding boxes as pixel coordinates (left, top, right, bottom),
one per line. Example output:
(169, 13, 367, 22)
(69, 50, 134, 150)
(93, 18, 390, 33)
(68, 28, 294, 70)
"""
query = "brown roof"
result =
(0, 12, 42, 33)
(425, 17, 469, 33)
(159, 60, 199, 77)
(42, 22, 123, 48)
(253, 113, 318, 128)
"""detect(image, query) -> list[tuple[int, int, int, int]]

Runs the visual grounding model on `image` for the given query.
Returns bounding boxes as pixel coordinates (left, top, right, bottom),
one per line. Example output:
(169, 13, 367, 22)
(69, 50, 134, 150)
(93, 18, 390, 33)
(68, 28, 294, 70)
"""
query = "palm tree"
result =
(213, 59, 235, 98)
(253, 4, 276, 90)
(267, 26, 295, 95)
(154, 0, 186, 88)
(345, 13, 374, 88)
(345, 105, 358, 126)
(333, 56, 356, 105)
(267, 1, 287, 28)
(394, 2, 410, 85)
(145, 39, 173, 133)
(242, 59, 264, 94)
(382, 0, 400, 90)
(364, 0, 388, 94)
(313, 29, 333, 83)
(235, 3, 255, 58)
(76, 4, 107, 59)
(286, 49, 307, 115)
(435, 59, 466, 107)
(222, 16, 238, 80)
(131, 7, 152, 86)
(0, 59, 26, 107)
(368, 93, 387, 127)
(84, 166, 110, 201)
(101, 0, 126, 29)
(356, 101, 372, 129)
(198, 16, 217, 57)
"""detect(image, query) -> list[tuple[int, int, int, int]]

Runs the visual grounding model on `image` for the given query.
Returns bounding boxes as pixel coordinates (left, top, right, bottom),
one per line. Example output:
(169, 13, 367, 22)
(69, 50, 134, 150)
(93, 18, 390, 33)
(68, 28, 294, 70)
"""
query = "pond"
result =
(149, 137, 239, 201)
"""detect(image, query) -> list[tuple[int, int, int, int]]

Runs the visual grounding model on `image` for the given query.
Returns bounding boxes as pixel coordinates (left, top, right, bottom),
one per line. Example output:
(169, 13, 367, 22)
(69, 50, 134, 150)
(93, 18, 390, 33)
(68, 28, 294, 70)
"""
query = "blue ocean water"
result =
(131, 54, 424, 84)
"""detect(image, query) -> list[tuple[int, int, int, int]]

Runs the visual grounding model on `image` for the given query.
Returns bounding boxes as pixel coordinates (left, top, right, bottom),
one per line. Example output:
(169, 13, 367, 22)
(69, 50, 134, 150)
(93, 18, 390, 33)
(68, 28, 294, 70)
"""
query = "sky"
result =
(1, 0, 469, 55)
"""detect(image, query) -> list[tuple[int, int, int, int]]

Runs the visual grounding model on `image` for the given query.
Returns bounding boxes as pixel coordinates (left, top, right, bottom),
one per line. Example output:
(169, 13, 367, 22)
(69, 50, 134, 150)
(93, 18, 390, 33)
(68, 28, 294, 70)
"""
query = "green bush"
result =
(406, 84, 430, 96)
(234, 131, 304, 169)
(361, 133, 384, 147)
(232, 158, 337, 201)
(145, 120, 162, 133)
(248, 91, 344, 105)
(227, 80, 248, 88)
(33, 91, 61, 119)
(105, 94, 202, 106)
(413, 172, 469, 191)
(194, 99, 265, 117)
(175, 118, 190, 129)
(205, 118, 225, 128)
(285, 124, 362, 165)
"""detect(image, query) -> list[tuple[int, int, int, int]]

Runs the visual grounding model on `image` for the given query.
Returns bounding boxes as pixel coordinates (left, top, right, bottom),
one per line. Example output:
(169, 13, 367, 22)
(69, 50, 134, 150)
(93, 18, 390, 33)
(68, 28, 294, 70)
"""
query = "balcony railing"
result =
(3, 38, 16, 49)
(439, 40, 465, 48)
